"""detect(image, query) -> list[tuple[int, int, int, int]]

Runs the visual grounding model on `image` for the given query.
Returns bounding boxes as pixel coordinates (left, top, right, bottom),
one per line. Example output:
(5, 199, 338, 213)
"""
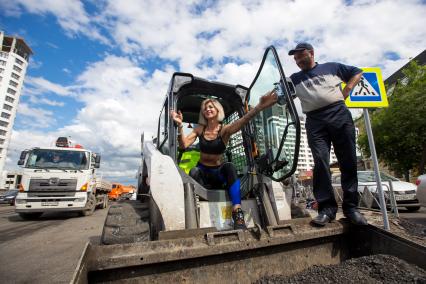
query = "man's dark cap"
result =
(288, 42, 314, 55)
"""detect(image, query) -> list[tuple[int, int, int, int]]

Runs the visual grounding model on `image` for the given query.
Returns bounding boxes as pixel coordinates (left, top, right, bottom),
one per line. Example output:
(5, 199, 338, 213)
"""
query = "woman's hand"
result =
(170, 110, 183, 126)
(257, 90, 278, 110)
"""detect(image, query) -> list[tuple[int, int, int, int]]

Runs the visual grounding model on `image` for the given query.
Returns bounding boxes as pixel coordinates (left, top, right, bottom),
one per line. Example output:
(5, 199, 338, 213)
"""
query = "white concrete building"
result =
(0, 31, 32, 177)
(0, 171, 22, 190)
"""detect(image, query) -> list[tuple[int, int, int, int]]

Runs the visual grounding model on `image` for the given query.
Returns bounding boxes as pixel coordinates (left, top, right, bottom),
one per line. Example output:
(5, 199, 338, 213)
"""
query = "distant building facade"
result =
(0, 171, 22, 190)
(0, 31, 32, 177)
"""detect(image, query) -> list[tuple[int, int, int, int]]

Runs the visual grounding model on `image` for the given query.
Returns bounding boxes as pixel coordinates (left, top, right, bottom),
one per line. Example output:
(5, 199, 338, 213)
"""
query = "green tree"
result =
(358, 61, 426, 180)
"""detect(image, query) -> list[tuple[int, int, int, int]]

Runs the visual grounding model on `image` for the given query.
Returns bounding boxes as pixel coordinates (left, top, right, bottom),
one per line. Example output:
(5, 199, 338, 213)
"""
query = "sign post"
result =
(345, 67, 390, 230)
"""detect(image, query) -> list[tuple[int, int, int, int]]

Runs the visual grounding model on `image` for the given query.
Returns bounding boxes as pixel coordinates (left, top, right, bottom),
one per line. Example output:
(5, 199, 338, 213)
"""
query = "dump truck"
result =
(108, 183, 135, 200)
(73, 46, 426, 283)
(14, 137, 112, 219)
(108, 183, 124, 201)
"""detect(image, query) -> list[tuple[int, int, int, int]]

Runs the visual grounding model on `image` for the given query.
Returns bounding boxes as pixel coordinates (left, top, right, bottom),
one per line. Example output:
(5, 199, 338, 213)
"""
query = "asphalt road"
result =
(398, 206, 426, 226)
(0, 204, 108, 283)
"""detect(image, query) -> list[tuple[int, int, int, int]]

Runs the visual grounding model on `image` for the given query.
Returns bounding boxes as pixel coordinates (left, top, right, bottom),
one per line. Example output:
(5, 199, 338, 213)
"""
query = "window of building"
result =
(7, 88, 16, 95)
(11, 73, 20, 80)
(3, 104, 12, 111)
(5, 96, 14, 103)
(1, 112, 10, 119)
(0, 148, 2, 154)
(0, 139, 5, 145)
(0, 52, 8, 59)
(0, 130, 6, 136)
(15, 58, 24, 65)
(0, 68, 4, 73)
(9, 80, 18, 87)
(0, 60, 6, 66)
(0, 76, 2, 82)
(13, 65, 22, 73)
(0, 121, 8, 127)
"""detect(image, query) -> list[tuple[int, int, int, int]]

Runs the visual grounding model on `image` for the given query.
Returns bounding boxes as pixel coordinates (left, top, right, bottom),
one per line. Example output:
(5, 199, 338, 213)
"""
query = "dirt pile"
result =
(255, 254, 426, 284)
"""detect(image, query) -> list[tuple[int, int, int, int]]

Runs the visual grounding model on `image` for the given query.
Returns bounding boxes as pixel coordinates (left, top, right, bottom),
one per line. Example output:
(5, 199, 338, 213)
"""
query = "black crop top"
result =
(199, 126, 226, 155)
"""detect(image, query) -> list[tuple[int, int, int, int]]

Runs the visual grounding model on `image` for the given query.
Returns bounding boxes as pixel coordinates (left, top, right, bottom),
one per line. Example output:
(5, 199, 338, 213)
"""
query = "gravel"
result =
(255, 254, 426, 284)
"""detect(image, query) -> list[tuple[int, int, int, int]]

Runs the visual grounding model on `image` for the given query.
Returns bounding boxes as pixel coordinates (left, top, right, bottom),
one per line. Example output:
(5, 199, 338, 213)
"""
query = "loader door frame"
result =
(157, 98, 170, 155)
(247, 46, 300, 181)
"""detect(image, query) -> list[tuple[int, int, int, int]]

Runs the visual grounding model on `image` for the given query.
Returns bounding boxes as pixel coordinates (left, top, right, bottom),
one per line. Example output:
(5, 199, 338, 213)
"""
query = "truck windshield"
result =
(25, 149, 90, 170)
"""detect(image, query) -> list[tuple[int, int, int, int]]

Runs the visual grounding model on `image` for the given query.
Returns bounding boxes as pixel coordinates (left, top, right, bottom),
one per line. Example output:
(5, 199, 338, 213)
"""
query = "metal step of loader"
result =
(72, 216, 426, 283)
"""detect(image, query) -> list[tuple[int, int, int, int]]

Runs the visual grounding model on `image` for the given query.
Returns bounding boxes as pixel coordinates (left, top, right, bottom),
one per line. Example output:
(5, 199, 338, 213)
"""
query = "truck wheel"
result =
(80, 194, 96, 216)
(101, 201, 150, 245)
(18, 212, 43, 220)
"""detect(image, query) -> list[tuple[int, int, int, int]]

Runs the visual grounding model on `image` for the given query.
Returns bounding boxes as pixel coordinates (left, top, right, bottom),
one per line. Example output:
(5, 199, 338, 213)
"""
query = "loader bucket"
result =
(72, 219, 426, 283)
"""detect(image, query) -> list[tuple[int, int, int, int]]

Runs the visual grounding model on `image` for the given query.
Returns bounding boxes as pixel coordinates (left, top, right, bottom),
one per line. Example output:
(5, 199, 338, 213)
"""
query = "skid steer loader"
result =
(73, 46, 426, 283)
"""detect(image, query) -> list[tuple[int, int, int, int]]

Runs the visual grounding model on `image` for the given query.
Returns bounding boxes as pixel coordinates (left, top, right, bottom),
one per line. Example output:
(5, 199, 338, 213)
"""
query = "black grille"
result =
(28, 179, 77, 196)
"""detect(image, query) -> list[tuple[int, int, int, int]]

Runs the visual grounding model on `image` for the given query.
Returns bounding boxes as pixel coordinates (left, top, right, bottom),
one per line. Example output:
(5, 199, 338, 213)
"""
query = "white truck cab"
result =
(15, 137, 110, 219)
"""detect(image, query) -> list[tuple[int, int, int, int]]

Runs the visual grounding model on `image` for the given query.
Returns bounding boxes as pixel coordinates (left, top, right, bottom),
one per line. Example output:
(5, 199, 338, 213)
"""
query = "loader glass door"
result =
(247, 46, 300, 181)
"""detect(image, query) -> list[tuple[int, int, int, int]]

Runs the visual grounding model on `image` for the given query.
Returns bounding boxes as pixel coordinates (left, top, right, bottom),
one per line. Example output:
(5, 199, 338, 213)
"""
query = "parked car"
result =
(0, 189, 19, 205)
(416, 174, 426, 207)
(332, 171, 420, 211)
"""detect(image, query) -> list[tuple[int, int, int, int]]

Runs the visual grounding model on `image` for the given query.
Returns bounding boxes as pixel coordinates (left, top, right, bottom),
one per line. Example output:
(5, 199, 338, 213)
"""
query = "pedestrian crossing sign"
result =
(344, 67, 388, 108)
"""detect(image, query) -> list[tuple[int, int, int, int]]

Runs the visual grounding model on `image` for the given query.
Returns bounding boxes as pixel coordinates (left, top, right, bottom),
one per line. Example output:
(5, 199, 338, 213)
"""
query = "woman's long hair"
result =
(198, 98, 225, 125)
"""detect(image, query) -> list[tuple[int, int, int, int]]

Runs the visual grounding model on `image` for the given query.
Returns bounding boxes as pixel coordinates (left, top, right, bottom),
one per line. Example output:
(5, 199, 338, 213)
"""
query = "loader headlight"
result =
(75, 197, 86, 202)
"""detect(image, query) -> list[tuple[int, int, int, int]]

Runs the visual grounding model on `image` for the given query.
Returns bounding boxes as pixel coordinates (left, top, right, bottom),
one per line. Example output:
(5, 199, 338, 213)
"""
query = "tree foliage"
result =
(358, 61, 426, 179)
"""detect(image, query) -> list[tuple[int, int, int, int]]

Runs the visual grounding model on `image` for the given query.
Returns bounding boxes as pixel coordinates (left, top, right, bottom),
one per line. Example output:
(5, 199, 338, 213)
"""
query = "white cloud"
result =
(28, 97, 65, 107)
(16, 103, 56, 128)
(1, 0, 108, 43)
(24, 76, 72, 97)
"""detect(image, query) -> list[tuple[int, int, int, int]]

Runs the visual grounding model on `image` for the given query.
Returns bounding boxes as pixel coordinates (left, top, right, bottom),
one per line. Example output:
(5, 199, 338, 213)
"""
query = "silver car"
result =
(332, 171, 420, 212)
(416, 174, 426, 207)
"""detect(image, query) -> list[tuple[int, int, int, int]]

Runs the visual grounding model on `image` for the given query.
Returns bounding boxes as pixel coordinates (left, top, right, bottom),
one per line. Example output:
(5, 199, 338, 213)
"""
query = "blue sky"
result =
(0, 0, 425, 185)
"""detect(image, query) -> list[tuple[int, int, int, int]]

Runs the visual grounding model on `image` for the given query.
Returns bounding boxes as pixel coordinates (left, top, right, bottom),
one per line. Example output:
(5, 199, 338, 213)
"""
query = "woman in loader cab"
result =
(171, 91, 277, 229)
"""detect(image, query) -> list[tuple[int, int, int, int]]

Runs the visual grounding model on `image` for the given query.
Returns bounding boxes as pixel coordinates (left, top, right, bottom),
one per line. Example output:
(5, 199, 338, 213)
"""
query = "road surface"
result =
(0, 204, 108, 283)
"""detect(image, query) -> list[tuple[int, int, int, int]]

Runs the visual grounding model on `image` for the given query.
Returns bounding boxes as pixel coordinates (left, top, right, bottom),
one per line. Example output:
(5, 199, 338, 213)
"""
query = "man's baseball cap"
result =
(288, 42, 314, 55)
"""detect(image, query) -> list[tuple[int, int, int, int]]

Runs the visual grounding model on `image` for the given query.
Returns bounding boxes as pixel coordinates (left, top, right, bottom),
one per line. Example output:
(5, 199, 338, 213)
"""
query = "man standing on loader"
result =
(288, 42, 368, 226)
(171, 93, 277, 229)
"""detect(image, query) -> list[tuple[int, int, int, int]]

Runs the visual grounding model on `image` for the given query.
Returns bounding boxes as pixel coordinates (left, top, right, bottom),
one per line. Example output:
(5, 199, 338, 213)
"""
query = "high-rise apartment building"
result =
(0, 31, 32, 177)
